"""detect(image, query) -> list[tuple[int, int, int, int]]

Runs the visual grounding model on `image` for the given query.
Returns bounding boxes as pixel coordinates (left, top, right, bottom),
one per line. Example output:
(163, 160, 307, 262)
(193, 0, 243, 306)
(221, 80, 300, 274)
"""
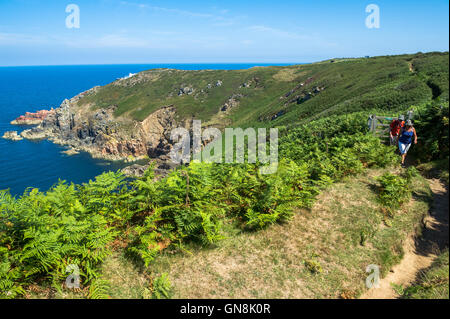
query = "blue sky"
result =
(0, 0, 448, 66)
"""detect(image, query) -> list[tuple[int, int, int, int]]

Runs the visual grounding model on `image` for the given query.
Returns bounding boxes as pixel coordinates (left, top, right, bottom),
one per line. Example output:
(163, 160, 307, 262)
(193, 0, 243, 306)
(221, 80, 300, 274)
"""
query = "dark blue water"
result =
(0, 63, 292, 195)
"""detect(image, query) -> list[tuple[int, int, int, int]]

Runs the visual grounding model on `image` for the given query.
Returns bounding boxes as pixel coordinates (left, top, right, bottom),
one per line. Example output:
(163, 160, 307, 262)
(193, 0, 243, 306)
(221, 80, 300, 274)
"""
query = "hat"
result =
(406, 120, 413, 126)
(398, 115, 405, 121)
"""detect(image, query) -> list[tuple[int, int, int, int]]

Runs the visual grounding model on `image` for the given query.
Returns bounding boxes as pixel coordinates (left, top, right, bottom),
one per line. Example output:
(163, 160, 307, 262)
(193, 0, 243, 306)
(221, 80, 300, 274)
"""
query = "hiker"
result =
(398, 120, 417, 167)
(389, 115, 405, 146)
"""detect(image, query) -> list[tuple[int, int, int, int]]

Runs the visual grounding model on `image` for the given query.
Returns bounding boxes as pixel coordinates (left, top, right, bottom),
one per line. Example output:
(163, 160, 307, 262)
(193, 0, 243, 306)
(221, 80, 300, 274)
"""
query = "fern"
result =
(1, 109, 439, 298)
(151, 273, 172, 299)
(88, 278, 110, 299)
(377, 172, 411, 215)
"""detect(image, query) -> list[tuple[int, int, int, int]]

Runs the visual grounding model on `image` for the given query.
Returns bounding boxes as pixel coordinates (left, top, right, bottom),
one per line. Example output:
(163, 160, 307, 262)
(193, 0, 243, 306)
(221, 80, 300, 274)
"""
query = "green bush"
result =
(0, 174, 124, 298)
(304, 258, 323, 274)
(376, 173, 411, 215)
(412, 102, 449, 162)
(151, 272, 173, 299)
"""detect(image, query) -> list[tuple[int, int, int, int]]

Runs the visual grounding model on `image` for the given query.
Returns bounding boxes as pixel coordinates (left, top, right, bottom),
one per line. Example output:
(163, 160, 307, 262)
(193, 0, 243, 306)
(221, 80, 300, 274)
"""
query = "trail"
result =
(361, 178, 449, 299)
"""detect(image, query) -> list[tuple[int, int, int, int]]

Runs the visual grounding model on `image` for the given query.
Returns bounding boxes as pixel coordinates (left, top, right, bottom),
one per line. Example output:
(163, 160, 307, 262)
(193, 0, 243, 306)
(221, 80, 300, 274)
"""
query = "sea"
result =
(0, 63, 293, 195)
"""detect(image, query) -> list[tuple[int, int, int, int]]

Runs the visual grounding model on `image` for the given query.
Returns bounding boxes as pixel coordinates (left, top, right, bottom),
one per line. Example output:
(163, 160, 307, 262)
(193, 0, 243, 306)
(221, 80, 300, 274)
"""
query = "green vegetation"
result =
(376, 171, 412, 216)
(149, 273, 173, 299)
(1, 52, 448, 299)
(78, 52, 448, 129)
(146, 167, 432, 298)
(0, 113, 398, 299)
(400, 250, 449, 299)
(304, 257, 323, 274)
(412, 100, 449, 184)
(0, 173, 125, 299)
(413, 102, 449, 160)
(411, 52, 449, 101)
(417, 159, 449, 184)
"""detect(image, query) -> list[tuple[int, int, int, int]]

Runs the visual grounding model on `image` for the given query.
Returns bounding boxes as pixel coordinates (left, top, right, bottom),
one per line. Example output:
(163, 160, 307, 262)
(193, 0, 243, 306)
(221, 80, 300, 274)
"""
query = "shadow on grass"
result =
(414, 185, 449, 257)
(411, 189, 434, 205)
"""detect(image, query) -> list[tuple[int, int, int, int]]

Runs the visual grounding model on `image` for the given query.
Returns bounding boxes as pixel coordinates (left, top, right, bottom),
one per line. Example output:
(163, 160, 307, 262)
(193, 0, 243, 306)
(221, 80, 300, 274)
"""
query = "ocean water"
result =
(0, 63, 292, 195)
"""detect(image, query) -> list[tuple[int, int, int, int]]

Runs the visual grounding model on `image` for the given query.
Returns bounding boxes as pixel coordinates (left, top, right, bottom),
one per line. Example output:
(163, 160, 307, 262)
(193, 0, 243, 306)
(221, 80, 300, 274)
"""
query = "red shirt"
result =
(390, 120, 404, 136)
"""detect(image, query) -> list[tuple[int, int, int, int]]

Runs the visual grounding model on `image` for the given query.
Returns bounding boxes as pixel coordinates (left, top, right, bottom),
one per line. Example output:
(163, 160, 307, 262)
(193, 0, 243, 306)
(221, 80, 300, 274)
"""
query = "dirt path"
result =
(361, 178, 449, 299)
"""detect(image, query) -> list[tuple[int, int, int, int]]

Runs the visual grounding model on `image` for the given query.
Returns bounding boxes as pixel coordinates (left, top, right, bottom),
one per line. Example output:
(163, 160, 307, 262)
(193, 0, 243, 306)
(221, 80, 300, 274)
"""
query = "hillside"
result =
(79, 51, 448, 128)
(1, 51, 448, 300)
(140, 167, 433, 299)
(11, 52, 449, 163)
(18, 167, 445, 299)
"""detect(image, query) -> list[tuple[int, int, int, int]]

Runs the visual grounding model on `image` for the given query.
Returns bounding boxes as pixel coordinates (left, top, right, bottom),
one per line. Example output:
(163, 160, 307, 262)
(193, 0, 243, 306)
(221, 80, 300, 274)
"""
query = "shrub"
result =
(0, 175, 123, 298)
(304, 258, 323, 274)
(151, 273, 173, 299)
(412, 102, 449, 162)
(376, 173, 411, 215)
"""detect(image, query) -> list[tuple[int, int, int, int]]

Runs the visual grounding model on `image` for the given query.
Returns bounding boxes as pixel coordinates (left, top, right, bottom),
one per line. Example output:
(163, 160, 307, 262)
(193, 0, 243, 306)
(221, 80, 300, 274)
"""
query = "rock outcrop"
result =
(221, 94, 243, 112)
(61, 147, 80, 156)
(20, 127, 47, 140)
(11, 109, 55, 125)
(178, 86, 195, 96)
(284, 85, 325, 106)
(17, 87, 179, 162)
(2, 131, 23, 141)
(239, 77, 260, 88)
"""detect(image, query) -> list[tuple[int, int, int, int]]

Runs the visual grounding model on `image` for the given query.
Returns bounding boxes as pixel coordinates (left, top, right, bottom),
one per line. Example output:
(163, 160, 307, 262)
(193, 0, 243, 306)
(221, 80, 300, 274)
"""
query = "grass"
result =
(401, 250, 449, 299)
(90, 167, 432, 299)
(417, 158, 449, 185)
(25, 252, 158, 299)
(15, 51, 447, 300)
(100, 253, 149, 299)
(76, 52, 448, 128)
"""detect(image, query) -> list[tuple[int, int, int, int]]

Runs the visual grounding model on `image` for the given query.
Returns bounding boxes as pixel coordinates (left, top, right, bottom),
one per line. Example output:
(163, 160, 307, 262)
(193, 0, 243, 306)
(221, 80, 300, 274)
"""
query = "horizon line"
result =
(0, 62, 307, 68)
(1, 51, 448, 67)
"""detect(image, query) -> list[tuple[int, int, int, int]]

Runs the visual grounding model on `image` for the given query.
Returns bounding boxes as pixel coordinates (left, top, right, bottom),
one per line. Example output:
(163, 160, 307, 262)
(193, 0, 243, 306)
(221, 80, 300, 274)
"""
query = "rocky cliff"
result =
(10, 52, 449, 167)
(19, 86, 179, 162)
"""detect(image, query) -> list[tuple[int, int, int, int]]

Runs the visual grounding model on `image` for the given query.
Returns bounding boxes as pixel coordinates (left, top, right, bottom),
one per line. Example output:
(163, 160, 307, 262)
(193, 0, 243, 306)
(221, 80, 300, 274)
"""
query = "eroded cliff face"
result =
(20, 88, 179, 162)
